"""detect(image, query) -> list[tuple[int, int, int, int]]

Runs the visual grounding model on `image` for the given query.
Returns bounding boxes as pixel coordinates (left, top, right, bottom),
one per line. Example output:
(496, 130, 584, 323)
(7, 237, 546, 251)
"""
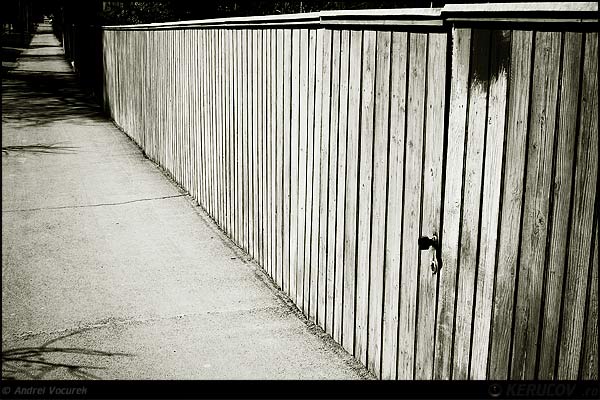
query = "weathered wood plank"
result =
(252, 29, 260, 260)
(367, 29, 391, 378)
(355, 29, 376, 365)
(326, 29, 341, 336)
(334, 29, 351, 344)
(415, 32, 446, 380)
(269, 29, 276, 282)
(276, 29, 285, 289)
(581, 223, 598, 379)
(452, 29, 490, 380)
(511, 31, 561, 380)
(318, 28, 333, 329)
(537, 31, 582, 380)
(216, 29, 224, 227)
(242, 29, 250, 251)
(290, 28, 300, 301)
(342, 29, 362, 355)
(398, 32, 427, 380)
(309, 28, 324, 323)
(433, 27, 470, 380)
(297, 28, 309, 307)
(303, 29, 317, 316)
(230, 29, 236, 238)
(382, 31, 408, 380)
(282, 29, 292, 295)
(487, 30, 533, 380)
(257, 29, 264, 265)
(558, 32, 598, 379)
(266, 29, 273, 276)
(234, 29, 242, 245)
(470, 29, 510, 380)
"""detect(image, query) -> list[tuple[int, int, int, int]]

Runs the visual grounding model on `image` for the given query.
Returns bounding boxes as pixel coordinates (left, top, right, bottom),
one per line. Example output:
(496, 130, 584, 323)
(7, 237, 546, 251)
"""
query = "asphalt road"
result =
(1, 23, 372, 380)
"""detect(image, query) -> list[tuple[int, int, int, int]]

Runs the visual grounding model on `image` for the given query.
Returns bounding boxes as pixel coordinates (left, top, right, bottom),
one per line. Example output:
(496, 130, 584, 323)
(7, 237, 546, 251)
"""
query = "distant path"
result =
(1, 23, 371, 380)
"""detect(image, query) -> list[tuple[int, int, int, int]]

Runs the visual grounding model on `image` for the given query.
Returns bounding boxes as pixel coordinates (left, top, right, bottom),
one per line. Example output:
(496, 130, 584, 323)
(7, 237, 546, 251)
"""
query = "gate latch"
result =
(418, 234, 441, 274)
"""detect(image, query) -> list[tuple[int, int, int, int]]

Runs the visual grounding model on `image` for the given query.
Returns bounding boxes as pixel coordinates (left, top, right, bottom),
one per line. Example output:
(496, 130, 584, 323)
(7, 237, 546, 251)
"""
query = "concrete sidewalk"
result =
(2, 24, 371, 380)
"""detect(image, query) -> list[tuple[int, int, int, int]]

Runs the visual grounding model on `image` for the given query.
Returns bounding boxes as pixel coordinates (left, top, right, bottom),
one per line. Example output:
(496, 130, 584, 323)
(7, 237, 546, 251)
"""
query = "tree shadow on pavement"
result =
(1, 330, 133, 380)
(2, 143, 78, 155)
(2, 70, 106, 127)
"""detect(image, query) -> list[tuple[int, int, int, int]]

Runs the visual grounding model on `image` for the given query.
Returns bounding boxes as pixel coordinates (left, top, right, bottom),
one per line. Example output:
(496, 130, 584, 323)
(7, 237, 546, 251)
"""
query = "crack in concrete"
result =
(3, 306, 285, 342)
(2, 194, 187, 213)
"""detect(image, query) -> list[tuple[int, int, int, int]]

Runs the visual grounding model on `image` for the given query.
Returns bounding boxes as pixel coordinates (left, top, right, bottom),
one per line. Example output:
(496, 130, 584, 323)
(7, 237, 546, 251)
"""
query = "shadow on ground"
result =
(1, 330, 133, 380)
(2, 143, 78, 155)
(2, 70, 106, 127)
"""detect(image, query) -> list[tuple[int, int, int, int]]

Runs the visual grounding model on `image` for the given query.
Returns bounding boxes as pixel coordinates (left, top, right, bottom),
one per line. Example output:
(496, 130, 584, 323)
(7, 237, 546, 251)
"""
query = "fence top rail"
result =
(101, 2, 598, 30)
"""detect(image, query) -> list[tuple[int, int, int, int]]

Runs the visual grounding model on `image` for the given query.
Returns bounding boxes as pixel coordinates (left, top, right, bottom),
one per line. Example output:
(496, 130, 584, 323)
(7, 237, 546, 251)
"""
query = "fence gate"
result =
(433, 25, 598, 380)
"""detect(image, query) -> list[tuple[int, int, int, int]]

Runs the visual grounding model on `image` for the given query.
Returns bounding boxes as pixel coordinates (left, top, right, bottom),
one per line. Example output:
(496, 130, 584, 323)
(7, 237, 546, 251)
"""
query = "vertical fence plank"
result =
(227, 29, 234, 236)
(252, 29, 259, 259)
(382, 31, 408, 380)
(276, 29, 285, 290)
(257, 29, 264, 266)
(434, 27, 469, 380)
(326, 29, 341, 337)
(309, 28, 324, 323)
(266, 29, 273, 276)
(487, 30, 532, 380)
(355, 29, 376, 365)
(297, 29, 309, 307)
(334, 30, 351, 345)
(470, 29, 510, 380)
(416, 32, 447, 380)
(304, 29, 318, 315)
(511, 31, 561, 380)
(398, 32, 427, 380)
(558, 32, 598, 379)
(368, 30, 392, 378)
(581, 224, 598, 379)
(537, 31, 582, 379)
(283, 29, 292, 295)
(242, 29, 250, 251)
(290, 29, 300, 302)
(318, 29, 333, 329)
(452, 29, 490, 380)
(342, 30, 362, 355)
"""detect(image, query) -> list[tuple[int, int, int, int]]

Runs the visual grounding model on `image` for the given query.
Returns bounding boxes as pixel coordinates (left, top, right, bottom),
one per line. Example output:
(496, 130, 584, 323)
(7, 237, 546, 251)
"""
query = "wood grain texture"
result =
(453, 29, 490, 380)
(470, 29, 509, 380)
(434, 27, 470, 380)
(367, 30, 391, 378)
(282, 29, 292, 295)
(297, 28, 309, 307)
(318, 28, 333, 330)
(276, 29, 285, 289)
(581, 223, 598, 379)
(309, 28, 324, 323)
(342, 29, 362, 355)
(557, 32, 598, 379)
(326, 29, 341, 336)
(398, 32, 427, 380)
(381, 31, 408, 380)
(415, 32, 446, 380)
(355, 29, 376, 365)
(488, 30, 532, 380)
(290, 29, 300, 302)
(303, 29, 317, 316)
(334, 30, 351, 345)
(511, 31, 561, 380)
(537, 31, 582, 380)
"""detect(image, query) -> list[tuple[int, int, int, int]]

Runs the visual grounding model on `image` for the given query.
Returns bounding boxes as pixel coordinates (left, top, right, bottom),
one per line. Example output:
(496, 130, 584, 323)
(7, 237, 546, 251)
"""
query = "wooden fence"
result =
(101, 3, 598, 380)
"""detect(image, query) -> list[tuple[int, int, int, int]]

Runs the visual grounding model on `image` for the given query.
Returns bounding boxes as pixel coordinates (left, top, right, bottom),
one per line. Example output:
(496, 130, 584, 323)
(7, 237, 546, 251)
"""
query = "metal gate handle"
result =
(418, 234, 441, 274)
